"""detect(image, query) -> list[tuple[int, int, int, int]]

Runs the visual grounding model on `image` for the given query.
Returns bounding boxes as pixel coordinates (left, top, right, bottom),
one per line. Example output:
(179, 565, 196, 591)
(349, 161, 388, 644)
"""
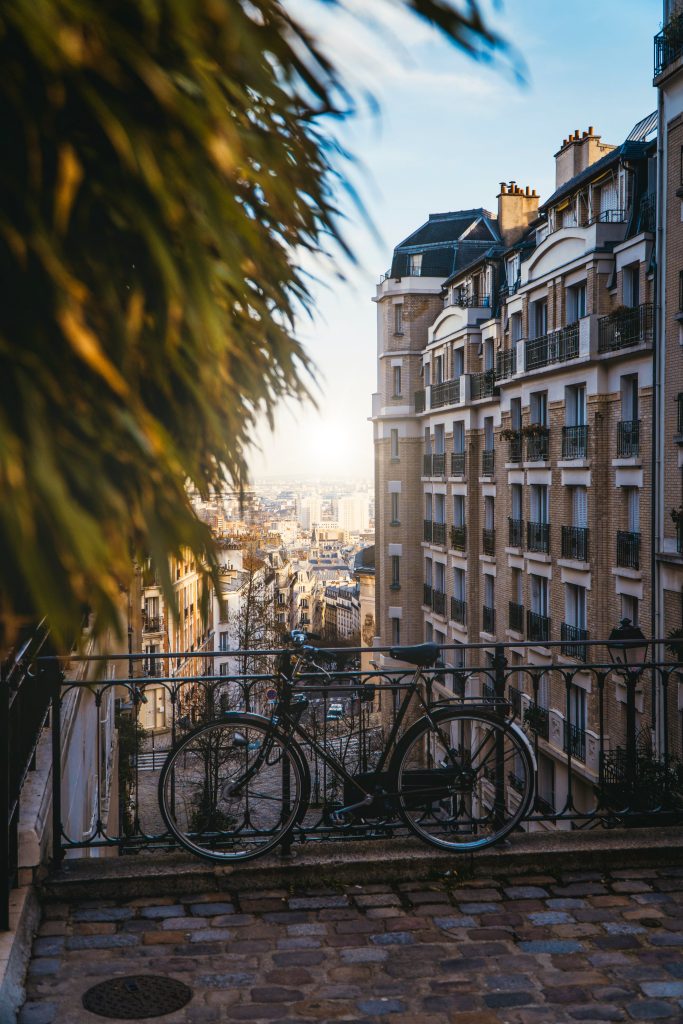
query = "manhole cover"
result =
(82, 975, 192, 1019)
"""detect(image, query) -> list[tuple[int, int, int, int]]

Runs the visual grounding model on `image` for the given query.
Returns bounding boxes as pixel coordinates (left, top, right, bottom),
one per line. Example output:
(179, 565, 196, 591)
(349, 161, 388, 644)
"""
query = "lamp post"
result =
(606, 619, 649, 793)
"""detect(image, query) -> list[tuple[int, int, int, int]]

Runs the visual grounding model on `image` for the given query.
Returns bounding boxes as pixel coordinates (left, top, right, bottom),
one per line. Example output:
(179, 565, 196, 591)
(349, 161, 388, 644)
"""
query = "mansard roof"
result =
(541, 140, 651, 212)
(389, 209, 500, 280)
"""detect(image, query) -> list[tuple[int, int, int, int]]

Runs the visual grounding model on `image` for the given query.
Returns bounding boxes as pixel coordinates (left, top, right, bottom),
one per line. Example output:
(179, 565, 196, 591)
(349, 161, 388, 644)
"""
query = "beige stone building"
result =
(373, 122, 658, 814)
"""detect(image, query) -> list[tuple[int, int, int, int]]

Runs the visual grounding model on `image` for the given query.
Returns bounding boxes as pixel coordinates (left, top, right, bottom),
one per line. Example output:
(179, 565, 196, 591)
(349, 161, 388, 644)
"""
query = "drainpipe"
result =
(652, 81, 665, 753)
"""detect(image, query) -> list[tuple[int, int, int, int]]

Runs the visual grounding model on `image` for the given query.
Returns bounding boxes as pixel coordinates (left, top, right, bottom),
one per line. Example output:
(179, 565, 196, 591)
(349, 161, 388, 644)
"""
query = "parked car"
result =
(326, 702, 344, 721)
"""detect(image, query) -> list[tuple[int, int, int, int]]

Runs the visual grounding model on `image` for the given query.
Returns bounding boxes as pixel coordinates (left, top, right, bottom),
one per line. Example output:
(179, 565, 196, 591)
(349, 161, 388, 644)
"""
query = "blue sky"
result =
(250, 0, 661, 481)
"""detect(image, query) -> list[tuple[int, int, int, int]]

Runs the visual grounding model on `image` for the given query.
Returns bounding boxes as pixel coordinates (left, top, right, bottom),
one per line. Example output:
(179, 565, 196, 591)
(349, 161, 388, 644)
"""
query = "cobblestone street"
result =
(19, 861, 683, 1023)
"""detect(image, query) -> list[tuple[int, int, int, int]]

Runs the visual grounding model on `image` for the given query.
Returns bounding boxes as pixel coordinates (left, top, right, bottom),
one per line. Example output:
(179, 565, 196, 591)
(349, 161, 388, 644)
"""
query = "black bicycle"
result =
(158, 633, 535, 862)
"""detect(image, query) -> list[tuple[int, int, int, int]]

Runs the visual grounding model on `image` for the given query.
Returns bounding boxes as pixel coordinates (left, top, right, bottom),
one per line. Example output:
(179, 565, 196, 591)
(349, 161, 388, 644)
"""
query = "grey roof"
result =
(443, 244, 506, 286)
(354, 545, 375, 573)
(541, 141, 650, 211)
(389, 210, 500, 280)
(627, 111, 657, 142)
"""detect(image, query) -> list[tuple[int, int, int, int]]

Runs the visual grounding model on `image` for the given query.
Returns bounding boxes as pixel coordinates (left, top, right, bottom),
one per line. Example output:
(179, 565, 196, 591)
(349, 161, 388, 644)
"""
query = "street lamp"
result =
(606, 618, 649, 793)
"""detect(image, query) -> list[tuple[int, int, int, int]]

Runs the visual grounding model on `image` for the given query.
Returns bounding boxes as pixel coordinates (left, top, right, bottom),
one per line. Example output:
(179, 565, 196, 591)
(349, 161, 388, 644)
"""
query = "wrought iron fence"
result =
(562, 525, 589, 562)
(617, 419, 640, 458)
(508, 517, 524, 548)
(655, 13, 683, 77)
(617, 530, 640, 569)
(527, 521, 550, 554)
(451, 452, 466, 477)
(507, 432, 523, 464)
(525, 323, 579, 371)
(470, 369, 496, 400)
(450, 597, 467, 625)
(526, 430, 549, 462)
(495, 348, 516, 381)
(562, 425, 588, 460)
(482, 448, 495, 477)
(450, 524, 467, 551)
(3, 635, 681, 888)
(598, 303, 654, 353)
(509, 602, 525, 634)
(482, 527, 496, 556)
(431, 380, 460, 408)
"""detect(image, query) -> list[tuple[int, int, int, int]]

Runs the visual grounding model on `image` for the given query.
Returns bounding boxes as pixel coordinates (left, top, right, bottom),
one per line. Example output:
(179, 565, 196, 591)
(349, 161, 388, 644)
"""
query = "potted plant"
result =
(670, 507, 683, 526)
(666, 626, 683, 663)
(522, 422, 549, 437)
(500, 427, 519, 441)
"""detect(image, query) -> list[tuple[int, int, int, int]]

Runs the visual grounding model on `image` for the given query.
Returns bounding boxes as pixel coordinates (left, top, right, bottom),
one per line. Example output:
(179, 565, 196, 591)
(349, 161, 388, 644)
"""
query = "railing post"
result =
(48, 658, 65, 868)
(0, 659, 9, 930)
(493, 644, 507, 830)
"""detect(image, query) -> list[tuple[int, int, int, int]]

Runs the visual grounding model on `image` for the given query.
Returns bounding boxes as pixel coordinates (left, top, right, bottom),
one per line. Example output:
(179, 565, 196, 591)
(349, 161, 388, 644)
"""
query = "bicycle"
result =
(158, 634, 536, 862)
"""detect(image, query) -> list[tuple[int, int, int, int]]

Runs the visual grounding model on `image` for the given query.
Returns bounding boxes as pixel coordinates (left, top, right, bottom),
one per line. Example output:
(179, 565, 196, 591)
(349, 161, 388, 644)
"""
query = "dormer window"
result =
(407, 253, 422, 276)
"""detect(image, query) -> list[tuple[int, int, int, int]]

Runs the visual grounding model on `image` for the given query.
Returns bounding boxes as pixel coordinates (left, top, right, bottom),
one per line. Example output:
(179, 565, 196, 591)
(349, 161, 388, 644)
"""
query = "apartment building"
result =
(373, 122, 658, 814)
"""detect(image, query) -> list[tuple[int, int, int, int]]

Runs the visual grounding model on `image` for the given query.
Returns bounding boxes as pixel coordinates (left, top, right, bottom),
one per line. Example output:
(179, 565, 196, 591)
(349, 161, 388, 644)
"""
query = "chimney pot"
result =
(525, 185, 531, 196)
(582, 130, 588, 138)
(588, 125, 594, 135)
(500, 183, 507, 194)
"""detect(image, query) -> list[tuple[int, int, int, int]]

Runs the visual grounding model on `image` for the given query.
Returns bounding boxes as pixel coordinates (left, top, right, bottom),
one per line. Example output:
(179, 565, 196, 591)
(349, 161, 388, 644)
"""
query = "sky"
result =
(249, 0, 662, 481)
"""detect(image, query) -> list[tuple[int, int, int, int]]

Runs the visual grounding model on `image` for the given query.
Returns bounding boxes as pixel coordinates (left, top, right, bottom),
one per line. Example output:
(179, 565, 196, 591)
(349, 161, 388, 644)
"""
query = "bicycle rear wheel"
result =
(392, 707, 534, 851)
(158, 714, 308, 863)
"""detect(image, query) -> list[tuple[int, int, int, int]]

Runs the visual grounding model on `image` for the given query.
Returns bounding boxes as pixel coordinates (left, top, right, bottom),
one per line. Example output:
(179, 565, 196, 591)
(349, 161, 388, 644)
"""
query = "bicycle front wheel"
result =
(158, 714, 308, 863)
(392, 708, 534, 852)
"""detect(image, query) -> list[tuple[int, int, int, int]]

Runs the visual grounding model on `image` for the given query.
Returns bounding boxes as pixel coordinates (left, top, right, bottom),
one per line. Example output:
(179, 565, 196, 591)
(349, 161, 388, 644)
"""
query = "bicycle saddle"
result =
(389, 642, 440, 667)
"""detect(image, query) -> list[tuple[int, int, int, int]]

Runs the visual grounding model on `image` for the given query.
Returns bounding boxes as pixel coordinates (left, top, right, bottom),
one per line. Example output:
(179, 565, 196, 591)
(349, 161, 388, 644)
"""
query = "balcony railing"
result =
(482, 527, 496, 556)
(563, 722, 587, 764)
(451, 451, 466, 477)
(432, 522, 446, 546)
(617, 420, 640, 458)
(527, 610, 551, 644)
(423, 519, 433, 543)
(524, 701, 550, 740)
(655, 13, 683, 77)
(432, 589, 446, 616)
(481, 448, 495, 477)
(561, 623, 589, 662)
(585, 208, 627, 226)
(470, 369, 496, 400)
(637, 192, 656, 234)
(495, 348, 516, 381)
(527, 521, 550, 554)
(562, 424, 587, 460)
(617, 530, 640, 570)
(482, 604, 496, 634)
(525, 430, 549, 462)
(508, 517, 524, 548)
(525, 322, 579, 371)
(678, 393, 683, 437)
(450, 524, 467, 551)
(506, 431, 523, 464)
(509, 601, 524, 633)
(445, 293, 491, 309)
(450, 597, 467, 625)
(423, 583, 432, 606)
(598, 303, 654, 353)
(142, 616, 163, 633)
(431, 380, 460, 408)
(561, 525, 589, 562)
(414, 389, 426, 413)
(508, 684, 523, 717)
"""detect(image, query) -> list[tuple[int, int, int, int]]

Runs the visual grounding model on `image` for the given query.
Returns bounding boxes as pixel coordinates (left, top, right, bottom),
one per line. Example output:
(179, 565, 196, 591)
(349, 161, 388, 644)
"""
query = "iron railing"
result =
(617, 420, 640, 458)
(598, 303, 654, 353)
(495, 349, 516, 381)
(527, 521, 550, 554)
(432, 522, 446, 546)
(655, 13, 683, 77)
(431, 380, 460, 408)
(509, 601, 525, 633)
(482, 448, 495, 477)
(506, 432, 523, 463)
(482, 527, 496, 556)
(527, 610, 551, 643)
(4, 636, 679, 889)
(423, 519, 433, 543)
(525, 323, 579, 371)
(445, 293, 491, 309)
(508, 518, 524, 548)
(423, 583, 432, 606)
(617, 531, 640, 570)
(585, 209, 627, 226)
(451, 452, 466, 477)
(432, 589, 447, 616)
(142, 616, 163, 633)
(482, 605, 496, 634)
(561, 623, 589, 662)
(526, 430, 549, 462)
(562, 425, 588, 460)
(470, 369, 496, 400)
(562, 525, 589, 562)
(450, 525, 467, 551)
(450, 597, 467, 625)
(677, 393, 683, 437)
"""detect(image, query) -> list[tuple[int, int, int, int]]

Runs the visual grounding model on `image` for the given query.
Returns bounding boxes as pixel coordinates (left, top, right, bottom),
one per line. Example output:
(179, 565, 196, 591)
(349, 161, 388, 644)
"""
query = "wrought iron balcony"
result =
(563, 721, 587, 763)
(527, 610, 550, 644)
(414, 389, 426, 413)
(423, 583, 432, 606)
(143, 615, 163, 633)
(470, 369, 496, 400)
(617, 531, 640, 570)
(524, 700, 549, 740)
(446, 293, 491, 309)
(637, 193, 656, 233)
(655, 13, 683, 77)
(598, 303, 654, 353)
(585, 209, 627, 226)
(525, 322, 579, 371)
(561, 623, 589, 662)
(526, 430, 549, 462)
(432, 589, 446, 616)
(482, 527, 496, 556)
(562, 525, 589, 562)
(423, 519, 433, 542)
(506, 431, 523, 464)
(451, 451, 466, 477)
(432, 522, 446, 546)
(482, 448, 495, 477)
(431, 379, 460, 408)
(495, 348, 516, 381)
(562, 424, 588, 460)
(508, 517, 524, 548)
(482, 604, 496, 634)
(450, 524, 467, 551)
(450, 596, 467, 625)
(527, 521, 550, 554)
(617, 420, 640, 458)
(508, 684, 523, 717)
(509, 601, 525, 633)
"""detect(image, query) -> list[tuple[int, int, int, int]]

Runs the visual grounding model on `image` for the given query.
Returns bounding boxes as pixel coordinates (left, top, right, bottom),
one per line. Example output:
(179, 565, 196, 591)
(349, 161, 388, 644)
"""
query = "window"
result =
(408, 253, 422, 275)
(566, 282, 586, 322)
(453, 347, 464, 377)
(511, 567, 523, 604)
(530, 484, 548, 523)
(391, 555, 400, 589)
(394, 304, 403, 334)
(679, 271, 683, 314)
(621, 593, 639, 626)
(434, 493, 445, 524)
(484, 495, 495, 530)
(434, 424, 445, 454)
(425, 492, 433, 521)
(219, 662, 231, 676)
(424, 362, 431, 388)
(484, 416, 494, 451)
(391, 617, 401, 645)
(434, 355, 443, 385)
(453, 568, 466, 600)
(434, 562, 445, 593)
(390, 429, 399, 459)
(425, 621, 433, 642)
(537, 671, 550, 708)
(511, 483, 523, 521)
(510, 312, 523, 343)
(623, 264, 640, 308)
(627, 487, 640, 533)
(565, 584, 587, 629)
(510, 397, 522, 430)
(530, 575, 548, 616)
(569, 684, 587, 732)
(483, 338, 494, 371)
(391, 492, 400, 524)
(219, 631, 230, 652)
(453, 421, 465, 454)
(453, 494, 465, 527)
(571, 486, 588, 527)
(424, 557, 433, 586)
(484, 574, 495, 608)
(532, 299, 548, 338)
(392, 366, 402, 397)
(530, 390, 548, 426)
(565, 384, 586, 426)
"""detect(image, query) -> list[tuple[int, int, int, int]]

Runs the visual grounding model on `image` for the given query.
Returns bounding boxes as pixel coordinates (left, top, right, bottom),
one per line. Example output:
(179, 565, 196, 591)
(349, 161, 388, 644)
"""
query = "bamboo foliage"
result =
(0, 0, 504, 649)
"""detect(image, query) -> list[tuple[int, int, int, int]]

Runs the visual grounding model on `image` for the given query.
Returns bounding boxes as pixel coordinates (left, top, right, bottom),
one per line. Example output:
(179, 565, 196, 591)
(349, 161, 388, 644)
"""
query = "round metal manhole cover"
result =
(82, 975, 193, 1019)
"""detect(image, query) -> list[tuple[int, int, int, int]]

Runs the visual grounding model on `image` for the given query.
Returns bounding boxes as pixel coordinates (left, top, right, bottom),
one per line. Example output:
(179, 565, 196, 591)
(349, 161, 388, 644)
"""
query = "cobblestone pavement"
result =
(20, 865, 683, 1023)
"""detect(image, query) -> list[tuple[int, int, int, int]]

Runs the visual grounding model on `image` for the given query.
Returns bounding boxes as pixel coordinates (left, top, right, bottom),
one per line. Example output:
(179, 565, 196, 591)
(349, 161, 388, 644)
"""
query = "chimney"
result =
(554, 126, 617, 189)
(497, 183, 540, 246)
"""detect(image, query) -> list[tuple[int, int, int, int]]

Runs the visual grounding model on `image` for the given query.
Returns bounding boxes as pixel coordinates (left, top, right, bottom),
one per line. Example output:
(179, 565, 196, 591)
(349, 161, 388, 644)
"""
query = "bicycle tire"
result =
(158, 713, 310, 863)
(391, 707, 535, 852)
